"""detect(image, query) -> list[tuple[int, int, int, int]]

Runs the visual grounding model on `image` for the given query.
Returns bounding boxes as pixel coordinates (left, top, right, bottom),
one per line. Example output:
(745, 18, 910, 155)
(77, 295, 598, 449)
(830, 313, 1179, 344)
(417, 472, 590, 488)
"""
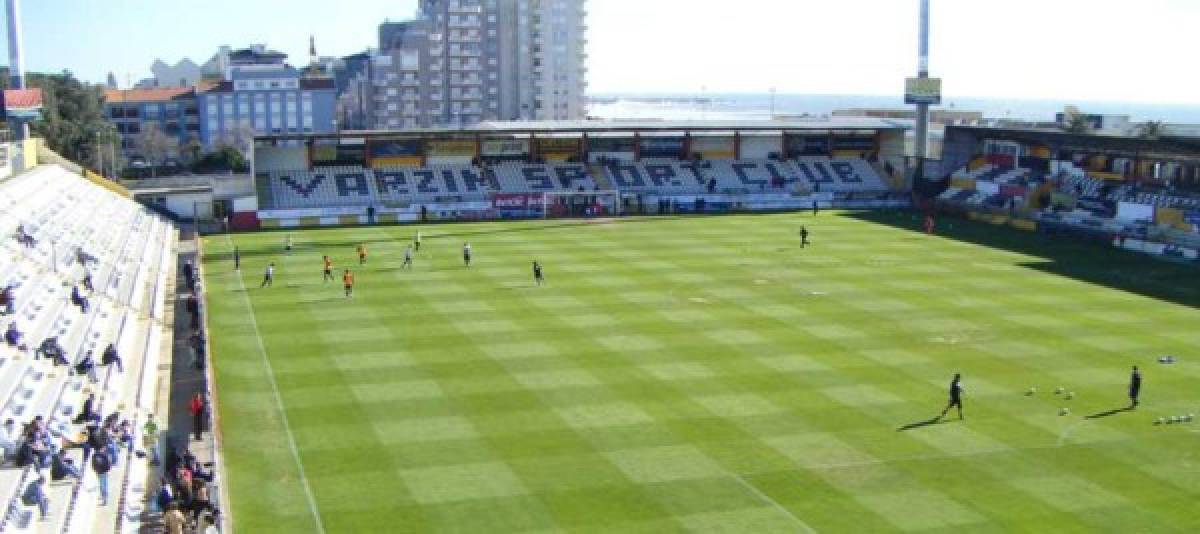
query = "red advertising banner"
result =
(492, 193, 540, 210)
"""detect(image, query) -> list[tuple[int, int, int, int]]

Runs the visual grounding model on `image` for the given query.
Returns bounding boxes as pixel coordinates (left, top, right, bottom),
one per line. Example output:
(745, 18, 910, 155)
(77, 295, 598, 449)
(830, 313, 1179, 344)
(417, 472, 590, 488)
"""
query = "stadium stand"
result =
(0, 164, 175, 533)
(258, 155, 893, 212)
(790, 157, 890, 193)
(490, 162, 599, 193)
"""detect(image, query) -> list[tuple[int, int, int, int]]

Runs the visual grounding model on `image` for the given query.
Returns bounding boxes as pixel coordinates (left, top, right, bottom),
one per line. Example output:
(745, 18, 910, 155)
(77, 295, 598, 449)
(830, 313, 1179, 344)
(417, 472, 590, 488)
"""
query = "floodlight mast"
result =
(914, 0, 931, 162)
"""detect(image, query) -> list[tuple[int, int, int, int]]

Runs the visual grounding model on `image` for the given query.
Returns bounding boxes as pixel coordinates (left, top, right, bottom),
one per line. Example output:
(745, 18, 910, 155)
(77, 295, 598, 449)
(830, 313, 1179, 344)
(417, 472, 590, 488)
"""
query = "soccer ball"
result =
(1059, 408, 1070, 416)
(1155, 418, 1165, 425)
(1065, 392, 1074, 400)
(1026, 387, 1036, 396)
(1055, 387, 1064, 395)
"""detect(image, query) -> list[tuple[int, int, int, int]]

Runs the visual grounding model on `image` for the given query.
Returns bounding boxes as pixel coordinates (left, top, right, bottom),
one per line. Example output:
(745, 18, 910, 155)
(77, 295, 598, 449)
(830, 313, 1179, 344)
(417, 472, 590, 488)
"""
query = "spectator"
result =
(154, 477, 174, 513)
(81, 271, 94, 292)
(91, 443, 112, 505)
(70, 285, 90, 313)
(182, 262, 195, 290)
(74, 351, 99, 384)
(21, 477, 48, 521)
(189, 332, 206, 370)
(75, 393, 98, 425)
(4, 322, 21, 347)
(143, 413, 160, 465)
(189, 393, 206, 441)
(163, 502, 187, 534)
(50, 450, 81, 481)
(186, 294, 199, 329)
(76, 248, 98, 267)
(0, 419, 16, 463)
(191, 479, 213, 521)
(30, 433, 51, 469)
(35, 337, 68, 366)
(101, 343, 123, 372)
(0, 285, 14, 315)
(202, 514, 219, 534)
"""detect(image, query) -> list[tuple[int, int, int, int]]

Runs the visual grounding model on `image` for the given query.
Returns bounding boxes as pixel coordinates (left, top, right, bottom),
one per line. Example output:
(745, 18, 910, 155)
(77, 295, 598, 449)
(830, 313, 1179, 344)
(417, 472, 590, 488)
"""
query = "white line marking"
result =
(226, 234, 327, 534)
(734, 475, 818, 534)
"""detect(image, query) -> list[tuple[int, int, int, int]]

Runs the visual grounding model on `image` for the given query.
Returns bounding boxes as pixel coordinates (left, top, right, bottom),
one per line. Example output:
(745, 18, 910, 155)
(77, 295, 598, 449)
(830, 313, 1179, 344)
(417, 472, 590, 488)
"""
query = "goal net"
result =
(540, 190, 622, 219)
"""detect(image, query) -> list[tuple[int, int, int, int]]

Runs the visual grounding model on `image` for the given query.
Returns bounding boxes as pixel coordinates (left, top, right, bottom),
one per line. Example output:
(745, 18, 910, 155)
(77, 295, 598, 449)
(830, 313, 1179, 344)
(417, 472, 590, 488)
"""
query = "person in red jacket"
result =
(189, 393, 206, 441)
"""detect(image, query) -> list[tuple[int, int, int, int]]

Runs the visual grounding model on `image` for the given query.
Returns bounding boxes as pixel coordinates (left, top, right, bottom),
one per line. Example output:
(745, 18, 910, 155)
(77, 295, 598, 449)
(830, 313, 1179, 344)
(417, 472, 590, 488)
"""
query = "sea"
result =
(587, 93, 1200, 124)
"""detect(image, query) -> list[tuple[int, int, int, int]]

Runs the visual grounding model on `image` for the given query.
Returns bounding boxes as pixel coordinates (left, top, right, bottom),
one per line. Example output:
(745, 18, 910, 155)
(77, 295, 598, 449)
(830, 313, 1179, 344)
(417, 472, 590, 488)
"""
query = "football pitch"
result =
(201, 211, 1200, 532)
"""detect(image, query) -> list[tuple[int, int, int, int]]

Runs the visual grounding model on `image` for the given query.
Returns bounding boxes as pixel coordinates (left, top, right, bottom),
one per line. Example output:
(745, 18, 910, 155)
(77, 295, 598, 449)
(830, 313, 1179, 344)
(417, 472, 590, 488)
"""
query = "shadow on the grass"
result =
(844, 210, 1200, 310)
(1085, 406, 1134, 419)
(897, 416, 948, 431)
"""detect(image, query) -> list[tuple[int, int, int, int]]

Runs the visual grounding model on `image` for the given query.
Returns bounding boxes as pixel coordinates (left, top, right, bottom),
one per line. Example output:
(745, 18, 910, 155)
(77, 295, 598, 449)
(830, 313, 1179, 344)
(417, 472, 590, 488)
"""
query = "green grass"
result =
(201, 212, 1200, 533)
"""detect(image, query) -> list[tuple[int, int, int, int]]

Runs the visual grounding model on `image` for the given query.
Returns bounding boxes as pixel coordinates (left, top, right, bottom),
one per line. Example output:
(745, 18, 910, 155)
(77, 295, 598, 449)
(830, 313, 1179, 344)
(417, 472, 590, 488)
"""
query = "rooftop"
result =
(103, 87, 194, 103)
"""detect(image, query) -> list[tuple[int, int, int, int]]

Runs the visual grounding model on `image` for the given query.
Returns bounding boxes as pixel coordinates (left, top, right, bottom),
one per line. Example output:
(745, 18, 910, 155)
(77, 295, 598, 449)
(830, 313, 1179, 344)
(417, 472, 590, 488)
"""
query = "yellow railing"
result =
(83, 169, 133, 198)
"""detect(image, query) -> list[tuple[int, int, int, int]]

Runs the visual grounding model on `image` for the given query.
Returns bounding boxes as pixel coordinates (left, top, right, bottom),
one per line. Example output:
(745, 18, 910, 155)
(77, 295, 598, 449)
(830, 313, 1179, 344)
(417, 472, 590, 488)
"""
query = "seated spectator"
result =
(81, 271, 94, 292)
(102, 343, 123, 372)
(74, 351, 99, 383)
(30, 434, 51, 469)
(0, 419, 16, 463)
(4, 322, 21, 347)
(70, 286, 90, 313)
(21, 477, 48, 521)
(75, 248, 98, 267)
(50, 450, 81, 481)
(35, 337, 68, 366)
(75, 393, 98, 425)
(0, 285, 14, 315)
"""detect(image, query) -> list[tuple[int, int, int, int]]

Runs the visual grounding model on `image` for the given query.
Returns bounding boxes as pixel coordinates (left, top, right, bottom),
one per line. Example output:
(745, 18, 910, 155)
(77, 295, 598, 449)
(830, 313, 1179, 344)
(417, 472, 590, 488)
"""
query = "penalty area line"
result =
(225, 234, 327, 534)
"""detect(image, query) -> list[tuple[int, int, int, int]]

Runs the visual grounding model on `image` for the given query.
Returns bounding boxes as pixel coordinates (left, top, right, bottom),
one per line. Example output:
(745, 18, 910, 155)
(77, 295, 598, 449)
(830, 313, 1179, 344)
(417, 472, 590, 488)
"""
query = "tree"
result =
(1061, 106, 1093, 135)
(134, 123, 178, 177)
(182, 138, 204, 165)
(0, 69, 109, 165)
(192, 145, 249, 173)
(215, 121, 257, 160)
(1137, 120, 1164, 140)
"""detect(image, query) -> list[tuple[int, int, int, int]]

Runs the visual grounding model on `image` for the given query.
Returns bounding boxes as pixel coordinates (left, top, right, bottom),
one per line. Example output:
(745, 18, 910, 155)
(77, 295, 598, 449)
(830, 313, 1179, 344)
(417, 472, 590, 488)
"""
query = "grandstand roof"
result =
(255, 117, 907, 143)
(103, 87, 194, 103)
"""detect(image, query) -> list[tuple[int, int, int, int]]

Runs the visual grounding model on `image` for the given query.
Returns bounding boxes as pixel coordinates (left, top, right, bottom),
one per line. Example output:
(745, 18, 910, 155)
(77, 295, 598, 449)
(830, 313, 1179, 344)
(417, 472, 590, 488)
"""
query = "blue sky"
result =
(5, 0, 1200, 105)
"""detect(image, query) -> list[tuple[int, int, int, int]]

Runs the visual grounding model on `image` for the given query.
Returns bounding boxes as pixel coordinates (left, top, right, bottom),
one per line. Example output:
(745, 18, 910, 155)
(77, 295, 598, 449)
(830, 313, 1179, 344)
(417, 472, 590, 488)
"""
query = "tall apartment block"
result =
(345, 0, 586, 130)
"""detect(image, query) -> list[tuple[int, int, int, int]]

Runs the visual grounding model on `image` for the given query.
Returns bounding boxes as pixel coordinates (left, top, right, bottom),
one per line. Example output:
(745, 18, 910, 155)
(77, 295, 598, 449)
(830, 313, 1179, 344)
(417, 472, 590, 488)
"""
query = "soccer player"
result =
(1129, 366, 1142, 409)
(812, 200, 819, 216)
(322, 256, 334, 282)
(260, 263, 275, 288)
(414, 230, 422, 252)
(402, 246, 414, 270)
(800, 226, 810, 248)
(233, 247, 240, 271)
(285, 235, 293, 255)
(463, 242, 472, 268)
(342, 269, 354, 298)
(357, 243, 367, 265)
(939, 373, 964, 420)
(532, 260, 544, 286)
